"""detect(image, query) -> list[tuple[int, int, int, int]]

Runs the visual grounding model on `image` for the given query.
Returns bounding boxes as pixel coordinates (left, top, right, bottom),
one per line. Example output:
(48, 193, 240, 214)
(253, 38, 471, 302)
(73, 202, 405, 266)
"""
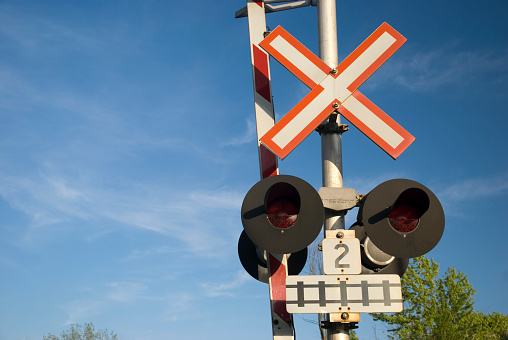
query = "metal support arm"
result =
(236, 0, 317, 18)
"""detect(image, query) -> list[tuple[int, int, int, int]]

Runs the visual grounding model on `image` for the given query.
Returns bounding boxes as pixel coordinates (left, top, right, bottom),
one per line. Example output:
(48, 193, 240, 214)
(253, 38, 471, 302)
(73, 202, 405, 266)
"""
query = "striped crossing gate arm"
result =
(246, 1, 294, 339)
(247, 0, 278, 179)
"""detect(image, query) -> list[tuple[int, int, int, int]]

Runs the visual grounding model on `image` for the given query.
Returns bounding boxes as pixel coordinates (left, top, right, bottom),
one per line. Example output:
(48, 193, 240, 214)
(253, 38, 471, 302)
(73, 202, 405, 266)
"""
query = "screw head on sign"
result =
(332, 103, 339, 109)
(330, 68, 338, 75)
(341, 312, 349, 320)
(336, 231, 344, 238)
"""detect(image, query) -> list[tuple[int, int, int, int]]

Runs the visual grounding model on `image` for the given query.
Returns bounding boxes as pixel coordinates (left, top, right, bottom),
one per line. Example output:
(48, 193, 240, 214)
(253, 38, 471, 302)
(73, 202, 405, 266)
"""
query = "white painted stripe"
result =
(335, 32, 396, 101)
(270, 35, 327, 87)
(247, 1, 279, 179)
(254, 94, 277, 139)
(247, 1, 267, 46)
(342, 95, 404, 149)
(271, 77, 335, 149)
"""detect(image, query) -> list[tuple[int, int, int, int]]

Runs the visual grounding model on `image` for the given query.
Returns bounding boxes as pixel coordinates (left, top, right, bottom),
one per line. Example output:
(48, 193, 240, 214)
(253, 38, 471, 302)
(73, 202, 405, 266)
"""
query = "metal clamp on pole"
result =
(316, 118, 349, 135)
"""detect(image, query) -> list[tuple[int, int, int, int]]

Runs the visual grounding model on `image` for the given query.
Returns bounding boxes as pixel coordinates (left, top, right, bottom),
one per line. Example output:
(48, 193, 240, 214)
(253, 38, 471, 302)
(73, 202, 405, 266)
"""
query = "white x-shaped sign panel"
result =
(259, 23, 415, 159)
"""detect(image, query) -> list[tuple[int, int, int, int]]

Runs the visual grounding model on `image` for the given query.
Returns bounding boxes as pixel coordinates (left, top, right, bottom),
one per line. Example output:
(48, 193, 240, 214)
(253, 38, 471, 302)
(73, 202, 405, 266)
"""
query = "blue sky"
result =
(0, 1, 507, 339)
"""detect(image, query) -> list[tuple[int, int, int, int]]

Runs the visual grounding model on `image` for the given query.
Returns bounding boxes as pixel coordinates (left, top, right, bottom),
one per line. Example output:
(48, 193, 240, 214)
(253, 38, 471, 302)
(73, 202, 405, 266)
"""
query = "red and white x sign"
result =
(259, 23, 415, 159)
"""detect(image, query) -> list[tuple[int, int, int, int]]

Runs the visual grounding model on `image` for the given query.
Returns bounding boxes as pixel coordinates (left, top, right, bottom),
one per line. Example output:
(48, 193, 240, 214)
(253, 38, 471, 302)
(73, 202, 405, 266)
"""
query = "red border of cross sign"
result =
(259, 23, 415, 160)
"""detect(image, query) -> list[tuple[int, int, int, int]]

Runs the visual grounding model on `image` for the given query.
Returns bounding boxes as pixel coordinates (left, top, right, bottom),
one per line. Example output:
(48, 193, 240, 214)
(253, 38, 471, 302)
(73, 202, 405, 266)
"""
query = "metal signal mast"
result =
(235, 2, 444, 340)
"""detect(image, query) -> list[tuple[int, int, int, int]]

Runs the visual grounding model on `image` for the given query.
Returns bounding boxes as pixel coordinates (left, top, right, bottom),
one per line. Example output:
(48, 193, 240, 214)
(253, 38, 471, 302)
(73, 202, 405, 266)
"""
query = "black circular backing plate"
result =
(241, 175, 324, 254)
(238, 230, 308, 283)
(360, 179, 445, 259)
(349, 223, 408, 277)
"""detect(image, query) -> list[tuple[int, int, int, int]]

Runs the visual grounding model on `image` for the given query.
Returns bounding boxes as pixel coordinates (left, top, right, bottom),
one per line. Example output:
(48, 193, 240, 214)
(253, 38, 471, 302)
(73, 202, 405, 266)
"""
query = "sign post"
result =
(318, 1, 349, 338)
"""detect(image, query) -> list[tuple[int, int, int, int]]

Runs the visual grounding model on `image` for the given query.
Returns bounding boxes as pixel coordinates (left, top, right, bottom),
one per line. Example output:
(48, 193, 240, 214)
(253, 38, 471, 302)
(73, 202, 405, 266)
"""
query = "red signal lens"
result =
(266, 197, 298, 229)
(388, 203, 419, 233)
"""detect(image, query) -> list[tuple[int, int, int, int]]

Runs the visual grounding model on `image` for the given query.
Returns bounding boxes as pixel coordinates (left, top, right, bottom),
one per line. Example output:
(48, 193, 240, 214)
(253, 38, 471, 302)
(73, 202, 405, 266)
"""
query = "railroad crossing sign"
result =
(286, 274, 403, 314)
(259, 23, 415, 159)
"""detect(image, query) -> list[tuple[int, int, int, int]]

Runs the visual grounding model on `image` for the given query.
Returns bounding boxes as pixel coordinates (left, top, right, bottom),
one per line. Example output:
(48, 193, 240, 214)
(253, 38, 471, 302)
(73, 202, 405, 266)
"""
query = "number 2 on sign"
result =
(334, 243, 350, 268)
(322, 238, 361, 275)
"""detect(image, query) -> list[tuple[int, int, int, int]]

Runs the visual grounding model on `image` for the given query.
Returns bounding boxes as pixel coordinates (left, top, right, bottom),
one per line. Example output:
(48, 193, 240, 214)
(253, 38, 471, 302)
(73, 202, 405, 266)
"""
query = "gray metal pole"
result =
(317, 1, 350, 339)
(317, 0, 344, 231)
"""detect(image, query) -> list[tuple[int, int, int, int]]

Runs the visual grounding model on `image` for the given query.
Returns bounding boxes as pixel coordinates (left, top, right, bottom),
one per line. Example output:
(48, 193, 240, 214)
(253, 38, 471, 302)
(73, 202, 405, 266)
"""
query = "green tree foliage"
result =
(371, 256, 508, 340)
(43, 322, 118, 340)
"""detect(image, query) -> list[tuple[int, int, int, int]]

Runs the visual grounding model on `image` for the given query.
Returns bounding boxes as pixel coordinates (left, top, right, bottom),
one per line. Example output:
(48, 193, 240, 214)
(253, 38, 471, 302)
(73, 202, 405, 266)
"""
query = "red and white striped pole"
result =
(247, 1, 294, 339)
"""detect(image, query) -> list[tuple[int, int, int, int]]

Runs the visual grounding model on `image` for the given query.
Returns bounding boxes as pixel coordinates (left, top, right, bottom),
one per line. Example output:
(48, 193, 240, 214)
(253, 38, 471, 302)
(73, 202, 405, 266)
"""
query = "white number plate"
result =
(322, 238, 361, 275)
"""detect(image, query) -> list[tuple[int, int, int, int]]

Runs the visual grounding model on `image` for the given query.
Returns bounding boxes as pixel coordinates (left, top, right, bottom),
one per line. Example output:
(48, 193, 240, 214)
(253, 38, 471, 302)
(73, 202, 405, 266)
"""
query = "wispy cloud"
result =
(0, 165, 244, 258)
(0, 5, 101, 53)
(200, 271, 251, 297)
(436, 173, 508, 203)
(0, 173, 88, 227)
(0, 17, 246, 257)
(124, 245, 181, 261)
(370, 43, 508, 93)
(164, 293, 196, 319)
(220, 119, 257, 146)
(61, 278, 202, 325)
(62, 299, 105, 325)
(105, 281, 150, 303)
(188, 189, 243, 210)
(62, 280, 155, 324)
